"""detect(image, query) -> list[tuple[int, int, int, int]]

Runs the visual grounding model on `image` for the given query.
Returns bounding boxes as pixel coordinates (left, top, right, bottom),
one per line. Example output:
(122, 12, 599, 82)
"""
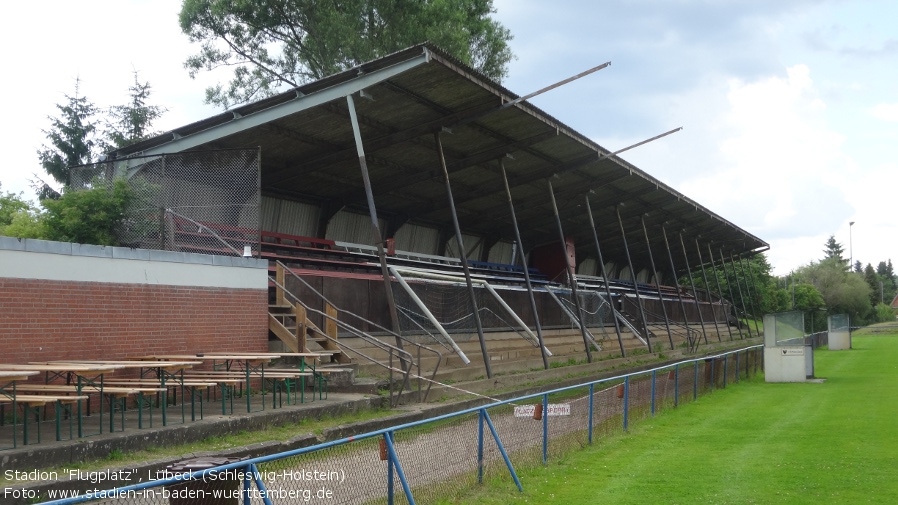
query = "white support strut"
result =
(390, 267, 552, 357)
(389, 266, 471, 365)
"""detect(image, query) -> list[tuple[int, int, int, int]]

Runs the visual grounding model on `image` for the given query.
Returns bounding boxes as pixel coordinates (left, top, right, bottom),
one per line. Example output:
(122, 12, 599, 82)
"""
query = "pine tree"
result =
(823, 235, 845, 261)
(104, 72, 167, 150)
(35, 78, 99, 199)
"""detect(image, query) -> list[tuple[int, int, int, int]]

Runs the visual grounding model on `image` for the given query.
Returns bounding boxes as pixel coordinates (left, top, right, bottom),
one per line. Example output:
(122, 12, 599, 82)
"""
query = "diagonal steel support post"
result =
(679, 231, 709, 345)
(662, 226, 694, 346)
(435, 132, 492, 378)
(706, 244, 735, 341)
(740, 254, 763, 337)
(725, 250, 752, 338)
(695, 239, 723, 342)
(641, 216, 675, 350)
(548, 180, 593, 362)
(616, 207, 652, 353)
(346, 94, 411, 391)
(500, 159, 550, 369)
(585, 196, 626, 356)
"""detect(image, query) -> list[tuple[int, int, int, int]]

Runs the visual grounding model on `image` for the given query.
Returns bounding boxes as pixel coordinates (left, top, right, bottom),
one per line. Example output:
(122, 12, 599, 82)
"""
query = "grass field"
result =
(440, 326, 898, 504)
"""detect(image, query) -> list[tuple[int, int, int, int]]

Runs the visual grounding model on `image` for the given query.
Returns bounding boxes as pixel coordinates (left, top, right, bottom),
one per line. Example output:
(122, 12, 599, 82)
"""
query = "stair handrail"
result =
(274, 261, 443, 402)
(271, 276, 417, 404)
(163, 208, 244, 256)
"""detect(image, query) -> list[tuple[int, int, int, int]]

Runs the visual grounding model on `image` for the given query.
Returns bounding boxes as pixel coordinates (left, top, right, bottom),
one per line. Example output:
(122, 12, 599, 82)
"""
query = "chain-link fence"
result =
(38, 346, 763, 505)
(69, 149, 261, 255)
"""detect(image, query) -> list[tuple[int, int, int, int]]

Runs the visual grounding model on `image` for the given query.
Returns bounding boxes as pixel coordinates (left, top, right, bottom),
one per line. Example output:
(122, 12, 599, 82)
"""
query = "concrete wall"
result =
(0, 237, 269, 364)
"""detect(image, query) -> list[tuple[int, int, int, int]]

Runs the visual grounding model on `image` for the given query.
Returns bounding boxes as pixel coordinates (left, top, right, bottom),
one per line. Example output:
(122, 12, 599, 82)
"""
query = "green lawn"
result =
(441, 329, 898, 504)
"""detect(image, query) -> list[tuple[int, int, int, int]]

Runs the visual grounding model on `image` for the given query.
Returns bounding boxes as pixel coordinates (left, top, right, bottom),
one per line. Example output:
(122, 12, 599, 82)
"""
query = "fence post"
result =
(623, 376, 630, 432)
(384, 431, 415, 505)
(693, 361, 699, 400)
(244, 463, 252, 505)
(674, 365, 679, 407)
(386, 434, 394, 505)
(478, 409, 485, 484)
(735, 351, 740, 383)
(651, 370, 656, 417)
(248, 463, 274, 505)
(542, 394, 549, 465)
(482, 409, 524, 492)
(588, 384, 594, 444)
(723, 355, 728, 388)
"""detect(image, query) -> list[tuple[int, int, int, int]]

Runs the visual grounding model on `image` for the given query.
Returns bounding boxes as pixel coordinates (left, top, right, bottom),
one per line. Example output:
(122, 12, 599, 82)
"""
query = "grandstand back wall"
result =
(0, 237, 268, 364)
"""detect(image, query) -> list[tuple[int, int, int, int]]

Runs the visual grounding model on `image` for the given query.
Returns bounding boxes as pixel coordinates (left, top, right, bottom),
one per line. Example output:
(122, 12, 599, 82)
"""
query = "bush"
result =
(0, 187, 47, 239)
(874, 303, 896, 323)
(41, 178, 134, 246)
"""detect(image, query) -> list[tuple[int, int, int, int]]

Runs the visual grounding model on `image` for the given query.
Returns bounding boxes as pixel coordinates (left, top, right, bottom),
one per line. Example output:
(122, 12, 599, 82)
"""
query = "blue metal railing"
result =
(38, 345, 763, 505)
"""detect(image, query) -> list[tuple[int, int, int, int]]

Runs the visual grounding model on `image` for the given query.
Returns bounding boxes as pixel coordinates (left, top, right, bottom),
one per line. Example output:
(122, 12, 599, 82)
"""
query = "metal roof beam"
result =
(131, 48, 432, 159)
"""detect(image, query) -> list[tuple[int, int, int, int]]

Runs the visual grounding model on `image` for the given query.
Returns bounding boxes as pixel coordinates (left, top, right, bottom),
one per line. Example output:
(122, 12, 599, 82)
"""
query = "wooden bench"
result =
(0, 393, 89, 444)
(15, 384, 166, 431)
(103, 380, 219, 422)
(184, 370, 315, 406)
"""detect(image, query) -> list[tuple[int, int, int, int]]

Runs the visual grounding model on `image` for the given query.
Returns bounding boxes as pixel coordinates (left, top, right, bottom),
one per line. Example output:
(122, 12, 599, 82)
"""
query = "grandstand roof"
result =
(110, 44, 767, 273)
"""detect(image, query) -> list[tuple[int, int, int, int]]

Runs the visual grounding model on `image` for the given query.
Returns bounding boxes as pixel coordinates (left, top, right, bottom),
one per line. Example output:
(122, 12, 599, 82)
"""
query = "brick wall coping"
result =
(0, 236, 267, 289)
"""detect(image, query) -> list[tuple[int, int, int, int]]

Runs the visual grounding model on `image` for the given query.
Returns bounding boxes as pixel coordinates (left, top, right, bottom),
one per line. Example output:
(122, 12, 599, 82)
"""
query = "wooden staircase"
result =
(269, 264, 349, 363)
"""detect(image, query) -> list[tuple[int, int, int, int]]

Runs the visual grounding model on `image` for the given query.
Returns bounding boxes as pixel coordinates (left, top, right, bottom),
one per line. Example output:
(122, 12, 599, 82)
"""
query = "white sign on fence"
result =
(781, 348, 804, 356)
(513, 404, 571, 418)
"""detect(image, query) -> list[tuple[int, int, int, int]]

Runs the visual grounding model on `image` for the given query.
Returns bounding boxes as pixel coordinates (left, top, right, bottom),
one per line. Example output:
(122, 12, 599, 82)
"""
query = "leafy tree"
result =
(35, 78, 99, 199)
(0, 184, 31, 227)
(797, 256, 872, 323)
(104, 72, 168, 150)
(874, 302, 896, 323)
(1, 183, 48, 239)
(179, 0, 515, 108)
(42, 178, 134, 246)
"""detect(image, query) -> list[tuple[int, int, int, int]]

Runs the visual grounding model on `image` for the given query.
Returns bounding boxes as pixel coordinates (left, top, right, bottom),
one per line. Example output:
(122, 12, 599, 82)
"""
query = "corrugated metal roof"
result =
(111, 43, 767, 275)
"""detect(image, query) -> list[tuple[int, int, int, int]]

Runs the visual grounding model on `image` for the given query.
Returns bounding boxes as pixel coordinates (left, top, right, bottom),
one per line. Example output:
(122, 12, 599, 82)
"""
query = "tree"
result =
(864, 263, 880, 306)
(41, 178, 134, 246)
(1, 183, 48, 239)
(35, 78, 99, 199)
(179, 0, 515, 108)
(797, 256, 872, 323)
(822, 234, 848, 265)
(874, 303, 895, 323)
(0, 184, 31, 227)
(104, 72, 168, 150)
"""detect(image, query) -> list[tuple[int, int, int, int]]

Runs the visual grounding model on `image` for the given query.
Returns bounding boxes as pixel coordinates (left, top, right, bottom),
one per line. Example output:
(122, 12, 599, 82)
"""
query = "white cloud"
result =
(870, 102, 898, 122)
(671, 65, 860, 274)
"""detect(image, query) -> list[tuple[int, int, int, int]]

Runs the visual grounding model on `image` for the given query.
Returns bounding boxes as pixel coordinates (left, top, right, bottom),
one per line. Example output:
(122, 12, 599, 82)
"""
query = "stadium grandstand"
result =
(81, 43, 768, 390)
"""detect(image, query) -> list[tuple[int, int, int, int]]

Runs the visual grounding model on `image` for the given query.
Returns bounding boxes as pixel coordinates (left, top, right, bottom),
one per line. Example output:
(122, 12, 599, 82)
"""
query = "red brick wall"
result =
(0, 277, 268, 365)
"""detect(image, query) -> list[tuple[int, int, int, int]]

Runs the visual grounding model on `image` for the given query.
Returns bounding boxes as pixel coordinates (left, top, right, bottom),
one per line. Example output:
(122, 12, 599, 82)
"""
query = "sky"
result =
(2, 0, 896, 276)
